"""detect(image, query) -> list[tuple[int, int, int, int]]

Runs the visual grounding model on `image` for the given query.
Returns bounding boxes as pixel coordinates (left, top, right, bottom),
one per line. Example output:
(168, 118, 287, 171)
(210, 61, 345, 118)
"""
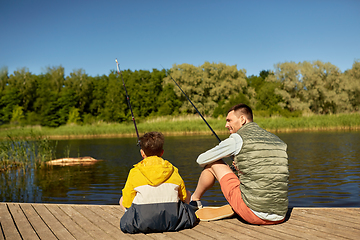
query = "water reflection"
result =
(1, 132, 359, 207)
(279, 131, 360, 207)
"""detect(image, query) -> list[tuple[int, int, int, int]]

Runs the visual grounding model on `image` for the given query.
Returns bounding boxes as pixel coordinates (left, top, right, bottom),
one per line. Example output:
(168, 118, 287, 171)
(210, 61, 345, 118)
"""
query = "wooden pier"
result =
(1, 203, 359, 239)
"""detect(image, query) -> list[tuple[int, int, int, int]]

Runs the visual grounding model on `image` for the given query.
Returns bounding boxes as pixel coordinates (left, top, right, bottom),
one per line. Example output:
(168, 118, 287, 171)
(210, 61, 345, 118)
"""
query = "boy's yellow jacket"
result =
(121, 156, 187, 208)
(120, 156, 197, 233)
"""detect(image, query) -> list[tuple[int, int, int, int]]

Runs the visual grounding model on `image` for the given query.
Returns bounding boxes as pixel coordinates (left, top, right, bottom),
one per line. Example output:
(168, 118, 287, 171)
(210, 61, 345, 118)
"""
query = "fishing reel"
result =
(229, 164, 237, 173)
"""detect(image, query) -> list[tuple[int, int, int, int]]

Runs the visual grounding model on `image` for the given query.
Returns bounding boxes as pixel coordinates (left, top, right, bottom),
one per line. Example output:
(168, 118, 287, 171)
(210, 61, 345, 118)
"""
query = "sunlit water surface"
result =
(1, 131, 359, 207)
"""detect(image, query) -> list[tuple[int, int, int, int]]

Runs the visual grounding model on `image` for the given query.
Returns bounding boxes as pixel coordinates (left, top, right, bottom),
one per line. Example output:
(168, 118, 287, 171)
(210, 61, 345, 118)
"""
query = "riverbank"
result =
(1, 113, 360, 140)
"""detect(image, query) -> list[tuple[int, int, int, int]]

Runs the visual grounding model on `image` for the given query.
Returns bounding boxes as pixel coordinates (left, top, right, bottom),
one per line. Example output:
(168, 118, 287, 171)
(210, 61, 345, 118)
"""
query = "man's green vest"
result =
(235, 122, 289, 217)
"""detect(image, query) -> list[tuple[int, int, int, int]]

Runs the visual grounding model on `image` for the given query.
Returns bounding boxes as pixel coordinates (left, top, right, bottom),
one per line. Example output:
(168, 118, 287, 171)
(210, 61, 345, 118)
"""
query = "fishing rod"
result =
(116, 59, 140, 146)
(163, 66, 237, 171)
(161, 65, 221, 143)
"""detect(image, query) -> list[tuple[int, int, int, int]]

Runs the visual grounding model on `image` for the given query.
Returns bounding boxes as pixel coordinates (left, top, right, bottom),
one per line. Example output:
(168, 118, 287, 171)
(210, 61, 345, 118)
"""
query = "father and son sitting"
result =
(119, 104, 289, 234)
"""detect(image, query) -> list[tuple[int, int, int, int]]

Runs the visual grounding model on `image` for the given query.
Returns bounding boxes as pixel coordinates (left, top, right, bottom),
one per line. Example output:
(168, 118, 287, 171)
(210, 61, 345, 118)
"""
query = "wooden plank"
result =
(178, 227, 215, 240)
(7, 203, 38, 240)
(145, 232, 178, 240)
(45, 204, 93, 240)
(0, 225, 4, 240)
(58, 204, 111, 239)
(157, 230, 197, 240)
(191, 222, 239, 240)
(93, 205, 155, 240)
(322, 208, 360, 220)
(0, 203, 24, 240)
(214, 219, 268, 240)
(210, 220, 256, 240)
(74, 205, 131, 240)
(264, 219, 336, 240)
(221, 218, 288, 240)
(102, 205, 125, 217)
(282, 217, 340, 240)
(20, 204, 57, 240)
(290, 209, 360, 240)
(293, 208, 360, 233)
(32, 204, 75, 240)
(296, 208, 360, 228)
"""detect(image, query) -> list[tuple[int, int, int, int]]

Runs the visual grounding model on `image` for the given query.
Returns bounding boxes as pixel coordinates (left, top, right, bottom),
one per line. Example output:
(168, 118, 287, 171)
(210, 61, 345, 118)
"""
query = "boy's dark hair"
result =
(228, 103, 253, 121)
(139, 131, 164, 157)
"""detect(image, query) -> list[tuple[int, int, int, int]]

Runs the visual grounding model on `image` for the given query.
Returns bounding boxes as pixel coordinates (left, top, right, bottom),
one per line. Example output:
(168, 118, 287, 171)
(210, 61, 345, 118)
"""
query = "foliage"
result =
(267, 60, 357, 114)
(67, 107, 81, 125)
(0, 60, 359, 128)
(163, 62, 248, 116)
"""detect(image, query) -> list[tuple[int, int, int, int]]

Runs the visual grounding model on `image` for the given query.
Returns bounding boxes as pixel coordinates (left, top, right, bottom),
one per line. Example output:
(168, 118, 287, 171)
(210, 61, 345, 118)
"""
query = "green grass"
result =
(1, 113, 360, 140)
(1, 113, 359, 170)
(255, 113, 360, 132)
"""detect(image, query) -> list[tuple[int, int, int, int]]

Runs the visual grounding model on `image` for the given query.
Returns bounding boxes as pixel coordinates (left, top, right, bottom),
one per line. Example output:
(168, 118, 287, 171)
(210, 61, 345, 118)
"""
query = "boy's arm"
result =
(121, 170, 137, 209)
(178, 177, 188, 202)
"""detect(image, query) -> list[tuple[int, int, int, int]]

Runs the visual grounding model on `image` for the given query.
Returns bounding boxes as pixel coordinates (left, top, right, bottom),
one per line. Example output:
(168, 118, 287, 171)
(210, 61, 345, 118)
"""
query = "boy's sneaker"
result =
(189, 200, 203, 211)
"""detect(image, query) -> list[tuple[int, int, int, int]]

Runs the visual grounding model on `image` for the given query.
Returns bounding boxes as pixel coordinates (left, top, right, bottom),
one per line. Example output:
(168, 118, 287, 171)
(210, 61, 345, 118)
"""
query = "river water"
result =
(1, 131, 359, 207)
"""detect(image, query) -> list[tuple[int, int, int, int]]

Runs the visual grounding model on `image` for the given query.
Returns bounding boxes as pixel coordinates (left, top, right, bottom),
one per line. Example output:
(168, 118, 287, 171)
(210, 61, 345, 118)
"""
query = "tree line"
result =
(0, 60, 359, 127)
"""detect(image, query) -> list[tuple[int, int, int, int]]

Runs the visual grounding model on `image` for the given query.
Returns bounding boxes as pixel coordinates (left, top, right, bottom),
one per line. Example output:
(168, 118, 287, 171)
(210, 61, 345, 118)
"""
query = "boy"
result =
(119, 131, 197, 233)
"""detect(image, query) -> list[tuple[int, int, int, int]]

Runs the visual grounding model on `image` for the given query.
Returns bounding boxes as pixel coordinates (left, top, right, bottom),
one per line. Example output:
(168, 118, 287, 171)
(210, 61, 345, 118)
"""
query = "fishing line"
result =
(161, 65, 221, 143)
(116, 59, 140, 146)
(162, 66, 237, 170)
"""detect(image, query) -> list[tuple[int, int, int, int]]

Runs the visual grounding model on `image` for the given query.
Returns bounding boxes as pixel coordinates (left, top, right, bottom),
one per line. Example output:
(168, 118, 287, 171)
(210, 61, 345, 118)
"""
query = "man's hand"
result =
(232, 161, 239, 171)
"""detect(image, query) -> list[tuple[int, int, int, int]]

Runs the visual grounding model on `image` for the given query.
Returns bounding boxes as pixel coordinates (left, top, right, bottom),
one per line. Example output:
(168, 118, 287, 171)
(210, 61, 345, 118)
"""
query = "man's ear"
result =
(240, 115, 247, 126)
(140, 149, 146, 159)
(159, 149, 164, 157)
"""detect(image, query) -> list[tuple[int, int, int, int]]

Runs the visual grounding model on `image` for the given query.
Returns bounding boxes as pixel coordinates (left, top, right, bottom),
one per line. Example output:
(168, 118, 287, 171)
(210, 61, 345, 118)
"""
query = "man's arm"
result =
(196, 133, 243, 167)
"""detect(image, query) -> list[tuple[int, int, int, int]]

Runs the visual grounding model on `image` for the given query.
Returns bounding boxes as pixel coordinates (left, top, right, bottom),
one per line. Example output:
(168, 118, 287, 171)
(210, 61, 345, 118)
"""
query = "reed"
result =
(0, 113, 359, 140)
(0, 132, 57, 171)
(255, 113, 360, 132)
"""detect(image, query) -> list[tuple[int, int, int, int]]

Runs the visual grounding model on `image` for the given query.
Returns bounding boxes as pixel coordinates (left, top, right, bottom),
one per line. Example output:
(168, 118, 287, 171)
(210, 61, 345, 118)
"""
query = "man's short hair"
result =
(228, 104, 253, 121)
(139, 131, 164, 157)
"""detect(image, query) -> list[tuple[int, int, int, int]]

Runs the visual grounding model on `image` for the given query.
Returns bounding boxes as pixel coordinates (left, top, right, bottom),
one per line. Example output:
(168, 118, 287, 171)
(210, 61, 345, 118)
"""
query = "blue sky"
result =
(1, 0, 359, 77)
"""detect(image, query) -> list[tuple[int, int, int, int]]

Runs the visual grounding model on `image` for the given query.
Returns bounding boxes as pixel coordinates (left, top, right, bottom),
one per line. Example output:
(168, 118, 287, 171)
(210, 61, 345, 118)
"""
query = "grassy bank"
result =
(1, 113, 360, 140)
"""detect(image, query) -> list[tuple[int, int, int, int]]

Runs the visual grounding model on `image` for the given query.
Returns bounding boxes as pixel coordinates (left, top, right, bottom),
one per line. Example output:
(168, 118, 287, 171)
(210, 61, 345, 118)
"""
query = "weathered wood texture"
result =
(0, 203, 359, 239)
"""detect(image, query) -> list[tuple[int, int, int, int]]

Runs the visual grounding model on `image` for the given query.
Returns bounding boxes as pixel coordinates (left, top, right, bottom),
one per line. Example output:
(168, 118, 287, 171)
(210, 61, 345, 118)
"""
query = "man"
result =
(190, 103, 289, 225)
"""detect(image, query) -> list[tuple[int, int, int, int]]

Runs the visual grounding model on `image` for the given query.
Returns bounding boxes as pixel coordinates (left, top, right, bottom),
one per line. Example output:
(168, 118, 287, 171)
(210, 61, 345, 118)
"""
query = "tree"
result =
(267, 62, 309, 112)
(89, 75, 108, 118)
(67, 107, 81, 125)
(66, 69, 93, 114)
(57, 87, 78, 124)
(164, 62, 248, 116)
(157, 83, 182, 115)
(344, 61, 360, 111)
(102, 71, 127, 122)
(0, 86, 20, 124)
(33, 66, 65, 126)
(40, 95, 62, 127)
(301, 61, 348, 114)
(10, 105, 24, 124)
(0, 67, 8, 91)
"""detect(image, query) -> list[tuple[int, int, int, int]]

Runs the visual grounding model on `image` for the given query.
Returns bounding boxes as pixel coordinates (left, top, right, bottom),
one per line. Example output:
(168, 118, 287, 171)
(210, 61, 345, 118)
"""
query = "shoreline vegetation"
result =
(1, 113, 359, 171)
(1, 113, 360, 140)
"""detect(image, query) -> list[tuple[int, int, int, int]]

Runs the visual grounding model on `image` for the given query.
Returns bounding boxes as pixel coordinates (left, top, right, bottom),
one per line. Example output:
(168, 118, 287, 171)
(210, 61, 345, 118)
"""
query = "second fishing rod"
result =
(116, 58, 140, 146)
